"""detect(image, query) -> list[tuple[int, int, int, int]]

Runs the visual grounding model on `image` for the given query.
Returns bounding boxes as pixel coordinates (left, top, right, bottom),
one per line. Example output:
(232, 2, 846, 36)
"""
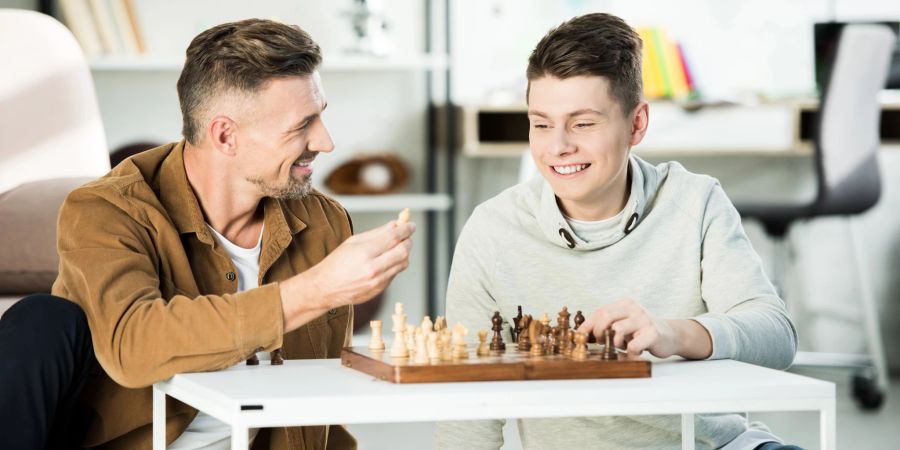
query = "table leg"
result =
(232, 425, 249, 449)
(820, 399, 837, 450)
(681, 413, 695, 450)
(153, 386, 166, 450)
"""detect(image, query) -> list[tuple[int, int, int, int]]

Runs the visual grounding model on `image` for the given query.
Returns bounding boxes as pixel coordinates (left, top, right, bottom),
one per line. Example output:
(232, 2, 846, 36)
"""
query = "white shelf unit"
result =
(335, 193, 452, 213)
(88, 54, 449, 72)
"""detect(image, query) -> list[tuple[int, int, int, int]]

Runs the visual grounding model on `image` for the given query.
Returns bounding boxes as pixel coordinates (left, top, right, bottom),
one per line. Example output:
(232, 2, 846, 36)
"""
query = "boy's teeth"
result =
(553, 164, 587, 175)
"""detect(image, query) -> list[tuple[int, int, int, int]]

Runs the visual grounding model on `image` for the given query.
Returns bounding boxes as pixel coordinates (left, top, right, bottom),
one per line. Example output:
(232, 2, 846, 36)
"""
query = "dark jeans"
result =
(755, 442, 805, 450)
(0, 294, 94, 450)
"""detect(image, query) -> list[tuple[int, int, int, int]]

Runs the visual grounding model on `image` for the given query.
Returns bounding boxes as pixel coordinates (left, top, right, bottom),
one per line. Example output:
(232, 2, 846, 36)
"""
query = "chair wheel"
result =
(852, 373, 885, 411)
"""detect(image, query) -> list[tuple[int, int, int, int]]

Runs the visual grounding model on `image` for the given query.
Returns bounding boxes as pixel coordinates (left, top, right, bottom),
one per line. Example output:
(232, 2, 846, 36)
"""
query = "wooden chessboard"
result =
(340, 346, 651, 383)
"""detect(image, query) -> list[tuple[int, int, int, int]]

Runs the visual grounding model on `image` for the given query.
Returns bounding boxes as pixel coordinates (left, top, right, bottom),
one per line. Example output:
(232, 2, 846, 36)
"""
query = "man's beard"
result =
(248, 172, 312, 200)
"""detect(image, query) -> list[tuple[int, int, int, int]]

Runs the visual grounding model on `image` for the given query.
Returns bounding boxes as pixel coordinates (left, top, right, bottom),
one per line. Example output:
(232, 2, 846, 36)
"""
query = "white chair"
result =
(0, 9, 110, 316)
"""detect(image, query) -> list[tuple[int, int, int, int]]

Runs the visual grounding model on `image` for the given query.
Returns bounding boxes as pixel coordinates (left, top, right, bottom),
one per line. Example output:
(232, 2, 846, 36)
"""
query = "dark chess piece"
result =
(541, 324, 552, 353)
(573, 310, 585, 330)
(246, 354, 260, 366)
(548, 327, 560, 354)
(517, 315, 533, 351)
(572, 332, 589, 360)
(490, 311, 506, 351)
(271, 348, 285, 365)
(560, 328, 574, 356)
(512, 306, 524, 343)
(601, 329, 618, 360)
(558, 307, 570, 332)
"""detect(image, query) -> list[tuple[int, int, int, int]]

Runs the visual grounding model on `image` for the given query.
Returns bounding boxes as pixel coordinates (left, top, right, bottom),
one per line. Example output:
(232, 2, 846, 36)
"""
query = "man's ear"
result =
(207, 115, 238, 156)
(629, 101, 649, 147)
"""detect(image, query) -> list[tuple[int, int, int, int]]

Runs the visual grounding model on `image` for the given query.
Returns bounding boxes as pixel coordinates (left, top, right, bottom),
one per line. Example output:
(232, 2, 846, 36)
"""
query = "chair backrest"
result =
(0, 9, 110, 193)
(814, 24, 895, 215)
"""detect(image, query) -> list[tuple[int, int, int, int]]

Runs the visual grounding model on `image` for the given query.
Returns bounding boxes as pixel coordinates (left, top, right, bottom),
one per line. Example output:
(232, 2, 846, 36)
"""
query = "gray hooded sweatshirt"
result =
(435, 155, 798, 450)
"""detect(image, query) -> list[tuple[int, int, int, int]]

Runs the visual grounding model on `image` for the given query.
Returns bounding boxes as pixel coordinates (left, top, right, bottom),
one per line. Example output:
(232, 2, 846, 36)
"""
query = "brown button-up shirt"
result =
(52, 141, 356, 450)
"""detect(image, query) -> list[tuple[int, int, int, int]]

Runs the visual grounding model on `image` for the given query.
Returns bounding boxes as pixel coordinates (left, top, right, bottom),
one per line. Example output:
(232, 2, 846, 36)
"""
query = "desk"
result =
(152, 358, 835, 450)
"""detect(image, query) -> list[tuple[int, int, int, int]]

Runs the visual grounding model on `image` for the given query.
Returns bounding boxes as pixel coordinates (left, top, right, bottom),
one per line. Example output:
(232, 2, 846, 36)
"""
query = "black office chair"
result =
(735, 24, 896, 409)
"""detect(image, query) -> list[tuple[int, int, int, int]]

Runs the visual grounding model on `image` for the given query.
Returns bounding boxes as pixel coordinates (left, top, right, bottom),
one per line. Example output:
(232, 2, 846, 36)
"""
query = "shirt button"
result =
(328, 308, 337, 316)
(226, 272, 236, 281)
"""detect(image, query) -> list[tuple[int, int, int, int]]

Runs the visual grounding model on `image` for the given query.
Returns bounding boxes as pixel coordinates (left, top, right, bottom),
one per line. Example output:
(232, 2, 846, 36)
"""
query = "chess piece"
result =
(561, 329, 575, 356)
(270, 348, 284, 365)
(489, 311, 506, 351)
(558, 307, 570, 332)
(427, 331, 440, 362)
(573, 310, 585, 330)
(397, 207, 411, 224)
(414, 332, 429, 364)
(477, 330, 490, 356)
(539, 312, 551, 328)
(601, 328, 618, 360)
(439, 331, 453, 361)
(246, 354, 259, 366)
(390, 302, 409, 358)
(512, 305, 523, 342)
(529, 320, 544, 356)
(369, 320, 386, 350)
(572, 332, 589, 360)
(541, 323, 552, 353)
(517, 315, 532, 351)
(420, 316, 434, 335)
(452, 323, 469, 360)
(405, 324, 417, 354)
(434, 316, 446, 332)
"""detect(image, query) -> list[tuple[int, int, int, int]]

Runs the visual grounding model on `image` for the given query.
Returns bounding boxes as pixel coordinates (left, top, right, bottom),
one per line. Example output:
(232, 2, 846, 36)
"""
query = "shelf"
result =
(88, 54, 448, 72)
(333, 193, 452, 213)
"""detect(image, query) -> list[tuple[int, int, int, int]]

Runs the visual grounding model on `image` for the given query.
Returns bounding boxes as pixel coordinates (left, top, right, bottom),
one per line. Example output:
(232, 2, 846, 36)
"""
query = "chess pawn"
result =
(602, 328, 618, 360)
(421, 316, 434, 335)
(427, 331, 440, 362)
(529, 320, 544, 356)
(368, 320, 386, 350)
(414, 332, 429, 364)
(572, 332, 589, 361)
(439, 331, 453, 361)
(476, 330, 490, 356)
(406, 326, 418, 355)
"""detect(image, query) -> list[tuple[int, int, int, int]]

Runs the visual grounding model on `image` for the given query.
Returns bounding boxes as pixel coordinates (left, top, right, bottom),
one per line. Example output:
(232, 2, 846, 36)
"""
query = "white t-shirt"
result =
(167, 224, 264, 450)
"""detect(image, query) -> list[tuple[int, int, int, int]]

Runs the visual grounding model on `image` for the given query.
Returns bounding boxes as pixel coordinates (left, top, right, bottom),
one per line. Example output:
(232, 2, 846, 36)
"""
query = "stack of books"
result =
(58, 0, 144, 57)
(637, 27, 694, 101)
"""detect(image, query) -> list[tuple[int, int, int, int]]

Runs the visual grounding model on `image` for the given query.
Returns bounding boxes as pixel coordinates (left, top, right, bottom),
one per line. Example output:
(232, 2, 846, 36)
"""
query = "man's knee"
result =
(0, 294, 90, 352)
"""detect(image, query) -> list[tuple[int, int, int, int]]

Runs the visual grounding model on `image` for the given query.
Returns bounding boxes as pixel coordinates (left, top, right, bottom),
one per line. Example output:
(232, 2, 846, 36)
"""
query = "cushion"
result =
(0, 177, 92, 294)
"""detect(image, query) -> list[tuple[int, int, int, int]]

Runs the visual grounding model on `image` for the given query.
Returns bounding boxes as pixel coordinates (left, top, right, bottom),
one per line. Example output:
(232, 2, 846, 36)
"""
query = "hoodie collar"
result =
(538, 155, 651, 251)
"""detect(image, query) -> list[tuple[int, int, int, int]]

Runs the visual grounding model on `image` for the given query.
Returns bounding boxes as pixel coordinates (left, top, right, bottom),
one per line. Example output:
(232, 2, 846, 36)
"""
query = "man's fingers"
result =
(626, 329, 656, 356)
(578, 307, 629, 338)
(608, 316, 642, 348)
(371, 237, 413, 273)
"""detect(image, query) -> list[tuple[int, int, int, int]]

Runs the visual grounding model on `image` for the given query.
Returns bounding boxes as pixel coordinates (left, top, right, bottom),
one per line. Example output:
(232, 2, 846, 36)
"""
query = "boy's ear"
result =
(629, 102, 649, 147)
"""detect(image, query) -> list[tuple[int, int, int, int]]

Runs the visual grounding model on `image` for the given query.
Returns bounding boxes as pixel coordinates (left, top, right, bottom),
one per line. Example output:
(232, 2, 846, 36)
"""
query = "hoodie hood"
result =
(537, 154, 664, 251)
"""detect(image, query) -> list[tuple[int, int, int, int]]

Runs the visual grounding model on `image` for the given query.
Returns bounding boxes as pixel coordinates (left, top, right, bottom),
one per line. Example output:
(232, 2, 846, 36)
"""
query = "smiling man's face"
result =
(527, 75, 647, 220)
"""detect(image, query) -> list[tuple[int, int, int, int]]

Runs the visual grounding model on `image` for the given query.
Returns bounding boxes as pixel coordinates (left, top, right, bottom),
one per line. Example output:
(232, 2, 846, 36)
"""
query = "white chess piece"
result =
(452, 322, 469, 360)
(368, 320, 385, 350)
(420, 316, 433, 335)
(414, 332, 429, 364)
(390, 303, 408, 358)
(427, 331, 440, 362)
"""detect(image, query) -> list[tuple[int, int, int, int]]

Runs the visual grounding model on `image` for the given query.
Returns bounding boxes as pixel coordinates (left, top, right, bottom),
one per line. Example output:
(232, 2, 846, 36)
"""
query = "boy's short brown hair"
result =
(527, 13, 643, 115)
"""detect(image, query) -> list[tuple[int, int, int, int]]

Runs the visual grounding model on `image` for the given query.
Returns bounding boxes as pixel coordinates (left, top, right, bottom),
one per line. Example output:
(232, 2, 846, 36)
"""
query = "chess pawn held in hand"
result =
(369, 320, 386, 350)
(390, 303, 409, 358)
(572, 332, 589, 361)
(489, 311, 506, 351)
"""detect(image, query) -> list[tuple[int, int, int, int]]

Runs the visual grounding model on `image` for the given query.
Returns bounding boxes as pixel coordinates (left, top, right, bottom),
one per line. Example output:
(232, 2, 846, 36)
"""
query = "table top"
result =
(154, 357, 835, 428)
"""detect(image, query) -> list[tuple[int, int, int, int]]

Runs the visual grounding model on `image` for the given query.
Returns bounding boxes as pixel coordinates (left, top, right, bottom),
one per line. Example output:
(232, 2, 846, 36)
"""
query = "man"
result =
(0, 19, 413, 449)
(436, 13, 799, 450)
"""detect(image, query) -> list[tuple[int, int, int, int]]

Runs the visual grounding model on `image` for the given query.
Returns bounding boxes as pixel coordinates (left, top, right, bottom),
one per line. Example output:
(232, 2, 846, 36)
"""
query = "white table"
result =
(152, 358, 835, 450)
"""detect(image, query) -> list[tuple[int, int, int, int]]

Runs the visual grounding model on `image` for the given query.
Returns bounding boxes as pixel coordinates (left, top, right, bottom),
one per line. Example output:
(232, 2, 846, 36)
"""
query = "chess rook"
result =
(368, 320, 385, 350)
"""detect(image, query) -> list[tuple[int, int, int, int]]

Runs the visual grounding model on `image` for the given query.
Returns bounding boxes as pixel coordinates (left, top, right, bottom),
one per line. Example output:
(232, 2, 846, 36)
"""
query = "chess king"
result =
(437, 13, 799, 450)
(0, 19, 415, 450)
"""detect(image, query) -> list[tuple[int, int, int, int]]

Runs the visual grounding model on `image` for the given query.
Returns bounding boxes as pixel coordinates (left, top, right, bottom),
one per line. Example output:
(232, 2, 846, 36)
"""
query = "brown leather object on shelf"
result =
(324, 153, 409, 195)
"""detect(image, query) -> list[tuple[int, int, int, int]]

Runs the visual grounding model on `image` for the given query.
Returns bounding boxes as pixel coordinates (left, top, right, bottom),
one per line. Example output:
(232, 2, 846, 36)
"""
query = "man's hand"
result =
(576, 298, 712, 359)
(280, 219, 415, 332)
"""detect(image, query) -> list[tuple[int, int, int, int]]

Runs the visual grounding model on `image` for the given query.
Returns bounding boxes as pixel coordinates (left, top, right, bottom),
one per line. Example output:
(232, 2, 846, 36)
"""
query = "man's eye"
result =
(532, 123, 549, 129)
(574, 123, 595, 128)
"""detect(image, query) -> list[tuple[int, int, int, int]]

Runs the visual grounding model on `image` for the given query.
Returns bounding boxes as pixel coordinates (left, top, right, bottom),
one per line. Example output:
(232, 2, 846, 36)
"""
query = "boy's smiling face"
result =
(527, 75, 648, 221)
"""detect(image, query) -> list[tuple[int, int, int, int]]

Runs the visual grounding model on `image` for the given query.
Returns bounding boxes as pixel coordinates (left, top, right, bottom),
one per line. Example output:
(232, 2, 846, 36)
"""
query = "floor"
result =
(347, 368, 900, 449)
